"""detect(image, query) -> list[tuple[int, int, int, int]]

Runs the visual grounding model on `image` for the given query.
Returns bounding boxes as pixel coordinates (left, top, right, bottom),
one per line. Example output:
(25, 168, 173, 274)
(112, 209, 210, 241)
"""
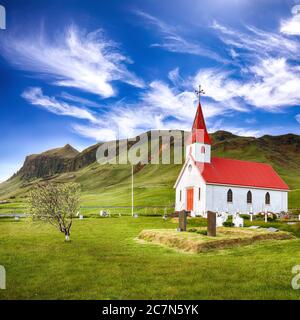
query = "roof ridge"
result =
(211, 156, 272, 166)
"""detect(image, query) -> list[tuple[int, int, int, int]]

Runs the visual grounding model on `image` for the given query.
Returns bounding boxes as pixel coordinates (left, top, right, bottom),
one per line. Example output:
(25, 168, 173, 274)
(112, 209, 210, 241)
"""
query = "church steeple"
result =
(191, 102, 211, 145)
(187, 85, 211, 163)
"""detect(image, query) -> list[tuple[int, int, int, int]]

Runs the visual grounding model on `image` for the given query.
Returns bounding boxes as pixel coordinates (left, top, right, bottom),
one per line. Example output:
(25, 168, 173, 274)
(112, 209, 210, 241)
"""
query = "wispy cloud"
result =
(2, 25, 144, 98)
(69, 80, 250, 141)
(212, 20, 300, 61)
(22, 87, 97, 122)
(134, 10, 226, 62)
(60, 92, 101, 108)
(193, 58, 300, 110)
(280, 13, 300, 35)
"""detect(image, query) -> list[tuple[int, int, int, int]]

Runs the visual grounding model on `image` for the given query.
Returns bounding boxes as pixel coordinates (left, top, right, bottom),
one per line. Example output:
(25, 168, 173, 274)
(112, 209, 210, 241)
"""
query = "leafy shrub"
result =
(188, 228, 197, 233)
(196, 230, 207, 236)
(223, 221, 234, 227)
(267, 214, 277, 222)
(240, 214, 250, 220)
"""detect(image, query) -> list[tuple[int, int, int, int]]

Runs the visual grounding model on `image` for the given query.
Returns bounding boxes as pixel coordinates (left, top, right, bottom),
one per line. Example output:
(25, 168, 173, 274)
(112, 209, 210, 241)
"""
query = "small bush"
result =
(267, 214, 277, 222)
(188, 228, 197, 233)
(240, 214, 250, 220)
(223, 221, 234, 227)
(196, 230, 207, 236)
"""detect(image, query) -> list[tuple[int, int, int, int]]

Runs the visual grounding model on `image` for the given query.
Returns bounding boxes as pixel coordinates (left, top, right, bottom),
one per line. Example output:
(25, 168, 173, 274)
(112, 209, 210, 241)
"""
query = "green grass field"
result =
(1, 216, 300, 300)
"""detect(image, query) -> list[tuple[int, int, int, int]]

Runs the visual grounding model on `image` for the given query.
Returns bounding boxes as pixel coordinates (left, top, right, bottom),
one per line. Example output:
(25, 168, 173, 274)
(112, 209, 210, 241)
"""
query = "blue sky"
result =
(0, 0, 300, 181)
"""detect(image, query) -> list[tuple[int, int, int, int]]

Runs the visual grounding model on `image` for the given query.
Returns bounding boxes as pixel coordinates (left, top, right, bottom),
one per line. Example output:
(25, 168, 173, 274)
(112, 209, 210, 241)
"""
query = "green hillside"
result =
(0, 130, 300, 209)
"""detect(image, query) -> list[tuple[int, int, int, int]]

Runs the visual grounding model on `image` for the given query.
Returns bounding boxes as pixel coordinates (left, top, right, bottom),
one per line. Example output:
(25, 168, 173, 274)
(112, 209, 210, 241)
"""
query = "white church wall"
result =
(206, 184, 288, 214)
(175, 157, 206, 216)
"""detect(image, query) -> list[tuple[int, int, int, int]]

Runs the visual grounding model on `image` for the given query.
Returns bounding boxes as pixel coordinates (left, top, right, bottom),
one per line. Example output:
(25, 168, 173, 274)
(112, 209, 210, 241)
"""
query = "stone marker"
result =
(79, 215, 83, 220)
(216, 212, 227, 227)
(233, 215, 244, 227)
(207, 211, 216, 237)
(100, 210, 108, 217)
(267, 227, 279, 232)
(14, 216, 20, 221)
(249, 226, 260, 229)
(178, 211, 187, 231)
(265, 211, 268, 223)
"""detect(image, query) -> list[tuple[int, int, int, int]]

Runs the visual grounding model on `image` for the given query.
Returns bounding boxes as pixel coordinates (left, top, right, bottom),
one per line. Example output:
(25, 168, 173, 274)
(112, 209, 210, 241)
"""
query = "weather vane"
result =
(195, 84, 205, 102)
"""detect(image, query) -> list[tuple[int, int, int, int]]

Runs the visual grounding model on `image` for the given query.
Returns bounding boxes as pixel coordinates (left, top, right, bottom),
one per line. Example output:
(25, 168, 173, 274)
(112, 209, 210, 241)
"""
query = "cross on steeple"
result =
(195, 85, 205, 102)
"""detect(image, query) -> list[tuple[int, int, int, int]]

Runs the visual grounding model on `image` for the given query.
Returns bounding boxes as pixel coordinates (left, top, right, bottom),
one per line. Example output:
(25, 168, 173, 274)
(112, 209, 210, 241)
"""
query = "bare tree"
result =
(28, 182, 80, 241)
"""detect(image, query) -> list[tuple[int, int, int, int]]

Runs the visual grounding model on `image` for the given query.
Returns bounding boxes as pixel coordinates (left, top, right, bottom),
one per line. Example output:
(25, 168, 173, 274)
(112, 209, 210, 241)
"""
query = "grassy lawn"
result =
(1, 216, 300, 300)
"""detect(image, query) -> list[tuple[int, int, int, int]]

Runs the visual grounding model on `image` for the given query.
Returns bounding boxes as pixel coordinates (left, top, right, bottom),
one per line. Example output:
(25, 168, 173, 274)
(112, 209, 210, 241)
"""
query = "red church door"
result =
(186, 188, 194, 211)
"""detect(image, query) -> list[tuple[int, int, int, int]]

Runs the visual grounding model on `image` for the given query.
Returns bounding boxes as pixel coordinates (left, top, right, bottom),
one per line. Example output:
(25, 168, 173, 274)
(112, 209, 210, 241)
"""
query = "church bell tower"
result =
(187, 86, 211, 163)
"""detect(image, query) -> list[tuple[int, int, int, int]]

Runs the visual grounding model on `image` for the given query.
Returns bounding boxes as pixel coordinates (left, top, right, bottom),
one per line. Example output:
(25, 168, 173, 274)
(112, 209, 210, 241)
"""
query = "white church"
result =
(174, 101, 289, 216)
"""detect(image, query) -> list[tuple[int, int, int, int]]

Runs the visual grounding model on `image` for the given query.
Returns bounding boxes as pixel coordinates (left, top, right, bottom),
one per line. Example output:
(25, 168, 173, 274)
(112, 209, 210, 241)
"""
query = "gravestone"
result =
(79, 215, 84, 220)
(207, 211, 216, 237)
(216, 212, 227, 227)
(233, 215, 244, 227)
(178, 211, 187, 231)
(249, 212, 253, 222)
(267, 227, 279, 232)
(100, 210, 108, 217)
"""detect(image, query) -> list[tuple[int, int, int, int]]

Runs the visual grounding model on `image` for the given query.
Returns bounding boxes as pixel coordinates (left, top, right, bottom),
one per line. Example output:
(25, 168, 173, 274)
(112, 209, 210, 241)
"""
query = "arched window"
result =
(201, 146, 206, 154)
(265, 192, 270, 205)
(247, 191, 252, 204)
(180, 190, 182, 202)
(227, 189, 233, 203)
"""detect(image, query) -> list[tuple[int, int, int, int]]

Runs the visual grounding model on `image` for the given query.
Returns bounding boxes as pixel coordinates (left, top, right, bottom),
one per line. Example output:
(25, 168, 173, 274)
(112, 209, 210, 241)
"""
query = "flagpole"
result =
(131, 165, 134, 217)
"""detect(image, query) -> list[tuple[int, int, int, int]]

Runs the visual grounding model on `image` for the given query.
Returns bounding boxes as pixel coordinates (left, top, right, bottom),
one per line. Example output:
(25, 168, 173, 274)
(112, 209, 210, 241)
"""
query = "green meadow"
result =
(1, 216, 300, 300)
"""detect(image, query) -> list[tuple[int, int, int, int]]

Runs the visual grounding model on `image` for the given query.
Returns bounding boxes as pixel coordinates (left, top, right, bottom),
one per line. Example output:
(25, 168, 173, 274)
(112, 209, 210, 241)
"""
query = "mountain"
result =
(14, 144, 79, 180)
(1, 130, 300, 208)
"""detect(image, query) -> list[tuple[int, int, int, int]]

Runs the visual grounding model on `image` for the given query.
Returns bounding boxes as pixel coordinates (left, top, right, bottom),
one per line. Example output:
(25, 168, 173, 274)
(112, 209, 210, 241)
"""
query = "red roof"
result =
(195, 157, 289, 190)
(191, 102, 211, 145)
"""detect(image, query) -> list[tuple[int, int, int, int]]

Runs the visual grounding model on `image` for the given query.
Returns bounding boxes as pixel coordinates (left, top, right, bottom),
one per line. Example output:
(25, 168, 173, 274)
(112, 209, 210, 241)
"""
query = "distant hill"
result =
(14, 144, 79, 180)
(1, 130, 300, 208)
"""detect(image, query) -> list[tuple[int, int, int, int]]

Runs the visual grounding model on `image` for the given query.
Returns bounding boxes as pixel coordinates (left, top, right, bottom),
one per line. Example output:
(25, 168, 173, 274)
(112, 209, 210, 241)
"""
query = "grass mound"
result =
(138, 227, 295, 253)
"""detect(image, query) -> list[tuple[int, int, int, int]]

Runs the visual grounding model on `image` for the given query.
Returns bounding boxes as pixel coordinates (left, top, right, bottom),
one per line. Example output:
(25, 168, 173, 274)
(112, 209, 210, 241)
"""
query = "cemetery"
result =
(138, 211, 295, 253)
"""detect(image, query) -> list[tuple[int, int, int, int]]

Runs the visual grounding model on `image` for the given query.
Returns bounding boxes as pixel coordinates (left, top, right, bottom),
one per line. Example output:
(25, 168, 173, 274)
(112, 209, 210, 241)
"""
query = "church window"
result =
(265, 192, 270, 205)
(227, 189, 233, 203)
(201, 146, 205, 154)
(247, 191, 252, 204)
(198, 188, 201, 201)
(180, 190, 182, 202)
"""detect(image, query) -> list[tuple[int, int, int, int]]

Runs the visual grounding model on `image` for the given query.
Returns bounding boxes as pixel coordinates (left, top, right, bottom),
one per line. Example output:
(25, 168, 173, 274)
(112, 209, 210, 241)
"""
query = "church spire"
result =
(191, 86, 211, 145)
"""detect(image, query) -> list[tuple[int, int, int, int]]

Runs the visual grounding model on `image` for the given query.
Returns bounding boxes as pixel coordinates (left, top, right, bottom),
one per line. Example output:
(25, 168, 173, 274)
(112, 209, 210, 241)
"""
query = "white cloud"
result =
(60, 92, 101, 108)
(168, 67, 181, 86)
(280, 14, 300, 35)
(2, 25, 144, 98)
(68, 80, 249, 141)
(193, 58, 300, 110)
(22, 87, 97, 122)
(212, 21, 300, 60)
(296, 114, 300, 124)
(134, 11, 226, 62)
